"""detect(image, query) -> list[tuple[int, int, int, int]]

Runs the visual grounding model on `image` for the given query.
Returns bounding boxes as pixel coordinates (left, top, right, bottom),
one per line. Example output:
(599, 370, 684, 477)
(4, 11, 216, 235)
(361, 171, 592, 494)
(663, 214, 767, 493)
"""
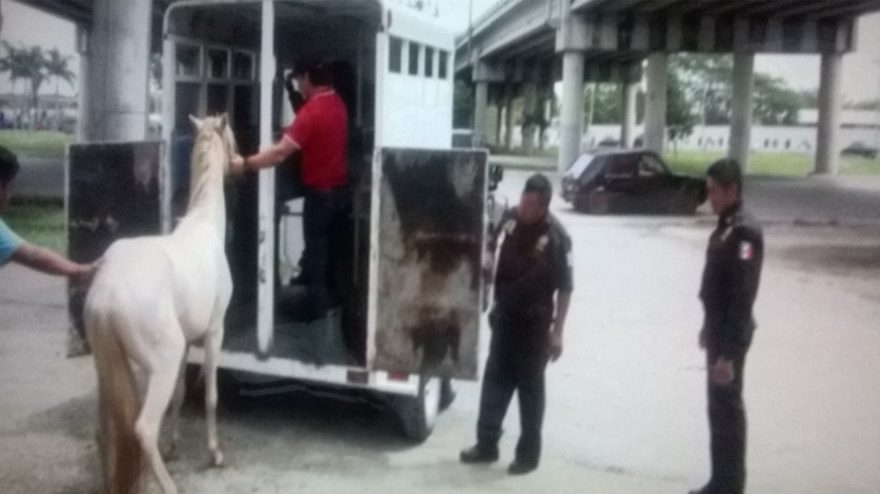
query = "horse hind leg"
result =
(203, 324, 225, 467)
(134, 342, 185, 494)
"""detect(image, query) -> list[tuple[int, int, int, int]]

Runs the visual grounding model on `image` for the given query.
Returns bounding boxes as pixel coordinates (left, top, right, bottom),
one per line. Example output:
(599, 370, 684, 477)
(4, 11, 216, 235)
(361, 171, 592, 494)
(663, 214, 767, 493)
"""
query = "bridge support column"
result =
(558, 52, 585, 171)
(621, 81, 638, 149)
(815, 52, 843, 175)
(82, 0, 152, 141)
(729, 52, 754, 171)
(644, 53, 668, 154)
(521, 72, 538, 155)
(504, 84, 515, 150)
(474, 80, 489, 147)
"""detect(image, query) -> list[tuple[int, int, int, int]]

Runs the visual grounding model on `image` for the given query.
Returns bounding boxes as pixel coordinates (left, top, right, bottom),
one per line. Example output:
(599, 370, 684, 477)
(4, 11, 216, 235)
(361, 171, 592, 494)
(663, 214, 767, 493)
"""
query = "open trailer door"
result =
(367, 148, 488, 380)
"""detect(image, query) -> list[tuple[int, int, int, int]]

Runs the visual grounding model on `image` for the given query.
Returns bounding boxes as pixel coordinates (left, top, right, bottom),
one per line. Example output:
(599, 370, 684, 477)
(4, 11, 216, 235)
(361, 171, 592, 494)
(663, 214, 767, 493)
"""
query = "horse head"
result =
(189, 114, 239, 175)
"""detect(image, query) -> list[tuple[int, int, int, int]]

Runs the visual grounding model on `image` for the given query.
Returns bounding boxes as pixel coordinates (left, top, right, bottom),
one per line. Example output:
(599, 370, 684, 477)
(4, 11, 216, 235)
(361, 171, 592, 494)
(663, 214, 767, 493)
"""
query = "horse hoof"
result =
(211, 451, 225, 468)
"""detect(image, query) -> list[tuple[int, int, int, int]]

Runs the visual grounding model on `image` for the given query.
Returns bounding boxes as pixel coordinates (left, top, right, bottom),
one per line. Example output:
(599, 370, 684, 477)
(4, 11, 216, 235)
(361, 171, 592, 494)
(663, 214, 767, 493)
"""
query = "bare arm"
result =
(232, 135, 300, 173)
(11, 242, 94, 280)
(553, 291, 571, 336)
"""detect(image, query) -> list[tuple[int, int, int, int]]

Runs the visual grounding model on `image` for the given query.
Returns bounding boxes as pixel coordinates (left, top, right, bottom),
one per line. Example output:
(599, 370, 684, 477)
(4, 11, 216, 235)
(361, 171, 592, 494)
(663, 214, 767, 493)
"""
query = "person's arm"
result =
(11, 242, 95, 281)
(549, 229, 574, 362)
(232, 136, 299, 173)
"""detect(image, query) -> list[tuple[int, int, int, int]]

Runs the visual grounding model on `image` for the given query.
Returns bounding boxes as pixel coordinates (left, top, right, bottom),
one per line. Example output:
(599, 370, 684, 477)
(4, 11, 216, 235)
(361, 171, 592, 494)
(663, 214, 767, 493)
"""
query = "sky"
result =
(1, 0, 879, 104)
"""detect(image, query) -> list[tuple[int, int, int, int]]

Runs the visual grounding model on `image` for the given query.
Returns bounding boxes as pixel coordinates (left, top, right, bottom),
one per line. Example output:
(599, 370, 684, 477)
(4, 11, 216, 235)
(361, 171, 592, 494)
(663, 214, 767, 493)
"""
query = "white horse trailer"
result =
(158, 0, 491, 440)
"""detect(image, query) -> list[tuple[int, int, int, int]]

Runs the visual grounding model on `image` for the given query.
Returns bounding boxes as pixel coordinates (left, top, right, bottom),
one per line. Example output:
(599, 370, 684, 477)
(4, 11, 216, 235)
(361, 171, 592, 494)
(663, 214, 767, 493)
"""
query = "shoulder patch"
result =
(739, 240, 754, 261)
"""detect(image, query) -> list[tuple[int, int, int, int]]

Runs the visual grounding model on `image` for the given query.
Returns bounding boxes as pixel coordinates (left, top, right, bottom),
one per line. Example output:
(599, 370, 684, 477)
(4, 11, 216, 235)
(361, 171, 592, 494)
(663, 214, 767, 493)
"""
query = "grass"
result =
(3, 199, 66, 253)
(664, 150, 880, 177)
(0, 130, 73, 159)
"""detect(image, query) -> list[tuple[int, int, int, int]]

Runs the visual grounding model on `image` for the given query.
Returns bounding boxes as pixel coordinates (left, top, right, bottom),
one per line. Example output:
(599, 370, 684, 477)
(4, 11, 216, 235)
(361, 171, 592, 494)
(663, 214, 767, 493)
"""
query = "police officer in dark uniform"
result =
(460, 174, 573, 475)
(691, 159, 763, 494)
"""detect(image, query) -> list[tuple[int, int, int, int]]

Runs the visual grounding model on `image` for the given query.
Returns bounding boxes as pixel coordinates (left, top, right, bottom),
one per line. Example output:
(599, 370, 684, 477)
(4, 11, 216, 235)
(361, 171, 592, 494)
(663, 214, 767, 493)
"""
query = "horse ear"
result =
(218, 113, 228, 131)
(189, 114, 201, 129)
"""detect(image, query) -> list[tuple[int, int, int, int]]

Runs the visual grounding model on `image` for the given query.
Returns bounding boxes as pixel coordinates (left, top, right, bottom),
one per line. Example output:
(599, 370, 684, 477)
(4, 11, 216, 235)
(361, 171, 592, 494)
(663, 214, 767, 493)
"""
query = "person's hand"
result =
(548, 330, 563, 362)
(70, 262, 98, 285)
(710, 357, 734, 386)
(699, 327, 707, 350)
(230, 154, 245, 174)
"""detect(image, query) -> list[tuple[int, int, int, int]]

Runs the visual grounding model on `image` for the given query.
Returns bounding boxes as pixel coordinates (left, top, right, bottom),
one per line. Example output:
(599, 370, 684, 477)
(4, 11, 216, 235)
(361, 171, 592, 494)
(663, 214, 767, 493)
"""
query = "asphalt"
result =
(2, 170, 880, 493)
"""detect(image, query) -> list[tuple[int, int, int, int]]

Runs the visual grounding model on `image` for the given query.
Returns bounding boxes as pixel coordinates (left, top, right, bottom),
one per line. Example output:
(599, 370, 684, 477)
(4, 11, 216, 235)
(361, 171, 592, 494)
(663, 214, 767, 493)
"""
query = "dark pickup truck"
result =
(561, 150, 707, 214)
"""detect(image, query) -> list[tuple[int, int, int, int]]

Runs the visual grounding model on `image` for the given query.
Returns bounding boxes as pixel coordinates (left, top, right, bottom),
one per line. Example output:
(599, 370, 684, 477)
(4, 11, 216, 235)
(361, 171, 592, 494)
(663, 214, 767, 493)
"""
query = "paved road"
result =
(2, 170, 880, 493)
(12, 156, 64, 199)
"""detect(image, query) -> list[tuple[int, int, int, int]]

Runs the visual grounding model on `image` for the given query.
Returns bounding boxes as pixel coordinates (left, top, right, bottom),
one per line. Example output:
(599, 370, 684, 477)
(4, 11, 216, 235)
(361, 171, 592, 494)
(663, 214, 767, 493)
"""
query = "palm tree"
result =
(21, 46, 48, 130)
(0, 42, 30, 127)
(44, 48, 76, 131)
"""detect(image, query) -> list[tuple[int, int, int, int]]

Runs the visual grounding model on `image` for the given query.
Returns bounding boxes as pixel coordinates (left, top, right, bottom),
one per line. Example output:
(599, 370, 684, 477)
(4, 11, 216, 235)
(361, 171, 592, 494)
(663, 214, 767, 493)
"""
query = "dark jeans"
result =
(706, 349, 748, 494)
(476, 330, 548, 465)
(302, 188, 348, 320)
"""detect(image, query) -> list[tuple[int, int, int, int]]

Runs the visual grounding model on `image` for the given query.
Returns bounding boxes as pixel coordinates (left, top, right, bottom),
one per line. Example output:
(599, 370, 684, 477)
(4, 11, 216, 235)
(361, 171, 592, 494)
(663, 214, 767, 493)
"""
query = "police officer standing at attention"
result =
(691, 159, 763, 494)
(460, 174, 573, 475)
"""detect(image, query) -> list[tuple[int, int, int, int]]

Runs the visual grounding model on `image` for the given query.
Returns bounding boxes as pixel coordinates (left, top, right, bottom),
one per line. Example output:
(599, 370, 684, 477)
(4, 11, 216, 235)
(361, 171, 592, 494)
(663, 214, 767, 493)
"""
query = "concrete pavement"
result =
(2, 170, 880, 492)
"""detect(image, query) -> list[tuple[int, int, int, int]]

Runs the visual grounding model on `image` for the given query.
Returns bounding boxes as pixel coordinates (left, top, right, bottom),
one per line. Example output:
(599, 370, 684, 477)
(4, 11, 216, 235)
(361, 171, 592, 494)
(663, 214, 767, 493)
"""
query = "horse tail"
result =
(85, 293, 143, 494)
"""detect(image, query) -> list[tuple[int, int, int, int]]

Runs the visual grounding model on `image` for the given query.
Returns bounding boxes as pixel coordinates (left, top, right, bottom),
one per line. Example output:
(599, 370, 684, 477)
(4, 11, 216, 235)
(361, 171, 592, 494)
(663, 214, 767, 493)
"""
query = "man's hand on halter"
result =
(230, 154, 246, 174)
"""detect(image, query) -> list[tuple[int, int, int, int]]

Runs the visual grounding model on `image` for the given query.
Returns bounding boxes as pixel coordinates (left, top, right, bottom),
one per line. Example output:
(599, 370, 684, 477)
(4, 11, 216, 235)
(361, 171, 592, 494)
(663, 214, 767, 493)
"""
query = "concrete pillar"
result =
(75, 25, 90, 142)
(474, 80, 489, 147)
(643, 53, 668, 154)
(521, 77, 537, 154)
(558, 52, 585, 171)
(728, 53, 755, 170)
(504, 86, 514, 150)
(815, 52, 843, 175)
(83, 0, 152, 141)
(495, 89, 504, 145)
(621, 82, 638, 148)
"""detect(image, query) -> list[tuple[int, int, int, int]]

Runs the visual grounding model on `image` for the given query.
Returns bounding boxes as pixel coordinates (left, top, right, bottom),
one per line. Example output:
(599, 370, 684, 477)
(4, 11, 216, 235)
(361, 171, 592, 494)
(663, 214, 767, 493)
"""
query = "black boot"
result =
(507, 458, 538, 475)
(459, 444, 499, 464)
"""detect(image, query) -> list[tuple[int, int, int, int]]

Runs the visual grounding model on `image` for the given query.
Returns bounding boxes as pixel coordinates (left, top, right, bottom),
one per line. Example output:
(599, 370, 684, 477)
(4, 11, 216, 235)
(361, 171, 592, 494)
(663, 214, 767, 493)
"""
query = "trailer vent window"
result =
(425, 46, 435, 78)
(408, 41, 420, 76)
(232, 51, 254, 80)
(389, 36, 403, 73)
(207, 48, 229, 79)
(438, 50, 448, 79)
(176, 44, 201, 78)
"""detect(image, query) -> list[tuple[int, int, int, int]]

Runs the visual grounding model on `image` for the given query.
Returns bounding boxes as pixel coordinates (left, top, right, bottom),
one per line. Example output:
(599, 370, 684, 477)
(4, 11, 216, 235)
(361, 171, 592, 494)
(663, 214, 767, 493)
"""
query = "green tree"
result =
(44, 48, 76, 131)
(666, 70, 697, 152)
(752, 73, 800, 125)
(584, 84, 622, 125)
(671, 54, 732, 125)
(0, 42, 30, 126)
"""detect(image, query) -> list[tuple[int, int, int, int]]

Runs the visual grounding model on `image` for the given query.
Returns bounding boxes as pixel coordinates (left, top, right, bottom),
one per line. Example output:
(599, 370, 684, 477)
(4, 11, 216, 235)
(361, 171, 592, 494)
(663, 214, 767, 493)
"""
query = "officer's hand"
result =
(710, 357, 734, 386)
(698, 328, 707, 350)
(548, 331, 563, 362)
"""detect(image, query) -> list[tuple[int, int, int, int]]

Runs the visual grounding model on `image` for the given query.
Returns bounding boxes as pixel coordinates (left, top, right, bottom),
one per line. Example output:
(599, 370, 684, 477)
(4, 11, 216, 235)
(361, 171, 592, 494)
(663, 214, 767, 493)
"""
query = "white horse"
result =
(84, 115, 237, 494)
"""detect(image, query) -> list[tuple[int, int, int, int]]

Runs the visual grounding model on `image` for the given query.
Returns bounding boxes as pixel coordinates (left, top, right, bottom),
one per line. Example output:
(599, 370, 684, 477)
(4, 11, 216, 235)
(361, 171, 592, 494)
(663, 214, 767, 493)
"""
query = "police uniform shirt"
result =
(490, 208, 574, 323)
(700, 202, 764, 358)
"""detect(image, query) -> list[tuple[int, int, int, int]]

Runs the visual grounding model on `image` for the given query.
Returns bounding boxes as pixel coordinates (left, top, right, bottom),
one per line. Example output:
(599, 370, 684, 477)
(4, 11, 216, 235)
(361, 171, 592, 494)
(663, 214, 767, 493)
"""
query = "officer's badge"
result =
(536, 235, 549, 253)
(739, 241, 754, 261)
(721, 226, 733, 242)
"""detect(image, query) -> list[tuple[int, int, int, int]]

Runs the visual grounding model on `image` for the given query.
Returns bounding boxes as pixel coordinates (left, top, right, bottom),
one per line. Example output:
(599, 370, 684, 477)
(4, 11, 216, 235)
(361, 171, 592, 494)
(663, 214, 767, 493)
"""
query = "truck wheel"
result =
(394, 375, 442, 442)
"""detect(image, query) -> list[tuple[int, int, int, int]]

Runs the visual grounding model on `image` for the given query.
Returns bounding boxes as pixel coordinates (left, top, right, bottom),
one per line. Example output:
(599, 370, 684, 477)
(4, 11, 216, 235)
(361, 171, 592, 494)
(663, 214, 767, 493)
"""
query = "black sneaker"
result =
(459, 445, 499, 464)
(508, 459, 538, 475)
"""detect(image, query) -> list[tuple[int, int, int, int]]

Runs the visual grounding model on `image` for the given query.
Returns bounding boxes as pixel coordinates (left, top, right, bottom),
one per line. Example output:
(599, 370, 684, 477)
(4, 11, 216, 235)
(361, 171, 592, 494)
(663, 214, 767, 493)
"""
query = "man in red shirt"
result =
(232, 59, 349, 321)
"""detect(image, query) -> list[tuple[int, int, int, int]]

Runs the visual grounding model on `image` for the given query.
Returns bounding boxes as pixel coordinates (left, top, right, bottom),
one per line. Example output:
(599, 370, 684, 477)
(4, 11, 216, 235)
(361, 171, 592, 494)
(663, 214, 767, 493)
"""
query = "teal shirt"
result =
(0, 218, 23, 266)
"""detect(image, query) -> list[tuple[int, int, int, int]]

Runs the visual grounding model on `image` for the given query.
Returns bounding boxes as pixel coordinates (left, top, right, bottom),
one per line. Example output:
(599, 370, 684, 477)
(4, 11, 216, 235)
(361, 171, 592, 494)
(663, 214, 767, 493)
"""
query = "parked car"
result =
(841, 141, 879, 160)
(561, 150, 707, 214)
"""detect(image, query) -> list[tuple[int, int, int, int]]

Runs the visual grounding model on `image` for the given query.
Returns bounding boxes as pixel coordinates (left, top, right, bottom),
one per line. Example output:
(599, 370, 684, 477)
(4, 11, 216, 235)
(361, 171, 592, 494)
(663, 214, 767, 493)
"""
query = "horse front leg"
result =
(203, 325, 224, 467)
(163, 344, 189, 460)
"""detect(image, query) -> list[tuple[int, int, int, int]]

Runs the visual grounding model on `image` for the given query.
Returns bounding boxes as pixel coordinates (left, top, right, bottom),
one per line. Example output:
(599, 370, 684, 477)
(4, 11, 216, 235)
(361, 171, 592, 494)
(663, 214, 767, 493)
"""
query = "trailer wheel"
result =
(394, 375, 442, 442)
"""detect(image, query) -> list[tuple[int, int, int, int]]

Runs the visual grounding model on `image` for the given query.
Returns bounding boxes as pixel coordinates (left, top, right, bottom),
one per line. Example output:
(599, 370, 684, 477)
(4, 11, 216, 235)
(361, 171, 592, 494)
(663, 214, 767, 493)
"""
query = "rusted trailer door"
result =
(368, 148, 488, 380)
(66, 141, 165, 346)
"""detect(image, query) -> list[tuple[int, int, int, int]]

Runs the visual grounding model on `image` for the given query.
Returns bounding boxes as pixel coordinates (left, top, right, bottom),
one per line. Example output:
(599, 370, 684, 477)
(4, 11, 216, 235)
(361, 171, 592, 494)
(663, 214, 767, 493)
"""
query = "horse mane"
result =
(187, 124, 226, 210)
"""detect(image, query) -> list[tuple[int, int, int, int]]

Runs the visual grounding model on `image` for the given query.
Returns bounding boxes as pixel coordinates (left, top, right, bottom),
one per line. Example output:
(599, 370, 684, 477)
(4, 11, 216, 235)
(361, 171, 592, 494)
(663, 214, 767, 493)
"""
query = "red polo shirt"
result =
(285, 88, 348, 190)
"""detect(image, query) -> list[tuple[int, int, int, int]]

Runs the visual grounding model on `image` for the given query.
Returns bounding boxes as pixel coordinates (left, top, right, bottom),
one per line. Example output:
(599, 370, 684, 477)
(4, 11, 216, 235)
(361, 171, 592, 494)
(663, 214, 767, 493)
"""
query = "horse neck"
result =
(183, 137, 227, 240)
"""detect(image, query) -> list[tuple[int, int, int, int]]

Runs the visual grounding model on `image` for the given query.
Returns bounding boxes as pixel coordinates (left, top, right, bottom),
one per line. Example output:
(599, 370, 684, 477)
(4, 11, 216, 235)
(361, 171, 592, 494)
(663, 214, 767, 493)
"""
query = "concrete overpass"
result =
(457, 0, 880, 173)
